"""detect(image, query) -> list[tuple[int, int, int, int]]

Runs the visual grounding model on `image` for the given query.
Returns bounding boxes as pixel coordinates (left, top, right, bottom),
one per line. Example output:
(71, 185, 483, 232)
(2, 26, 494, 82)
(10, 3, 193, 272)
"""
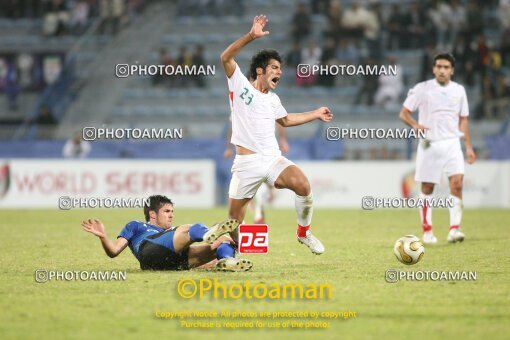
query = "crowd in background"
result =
(2, 0, 510, 127)
(288, 0, 510, 119)
(177, 0, 245, 17)
(153, 45, 208, 88)
(0, 0, 148, 117)
(0, 0, 146, 35)
(170, 0, 510, 119)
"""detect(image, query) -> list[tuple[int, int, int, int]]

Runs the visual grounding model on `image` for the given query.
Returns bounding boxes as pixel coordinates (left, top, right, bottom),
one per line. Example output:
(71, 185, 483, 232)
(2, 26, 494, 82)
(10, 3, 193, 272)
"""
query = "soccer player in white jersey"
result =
(224, 121, 289, 224)
(399, 53, 476, 244)
(216, 15, 333, 255)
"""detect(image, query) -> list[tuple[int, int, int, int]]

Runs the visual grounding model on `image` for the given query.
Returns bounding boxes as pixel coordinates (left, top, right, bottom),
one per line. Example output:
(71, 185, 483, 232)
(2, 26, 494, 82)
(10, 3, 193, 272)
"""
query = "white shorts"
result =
(228, 154, 295, 199)
(415, 138, 464, 184)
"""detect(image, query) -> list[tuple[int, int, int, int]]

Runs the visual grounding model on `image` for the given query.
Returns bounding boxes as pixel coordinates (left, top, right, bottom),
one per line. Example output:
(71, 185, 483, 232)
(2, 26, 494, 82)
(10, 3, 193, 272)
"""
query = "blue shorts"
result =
(137, 228, 189, 270)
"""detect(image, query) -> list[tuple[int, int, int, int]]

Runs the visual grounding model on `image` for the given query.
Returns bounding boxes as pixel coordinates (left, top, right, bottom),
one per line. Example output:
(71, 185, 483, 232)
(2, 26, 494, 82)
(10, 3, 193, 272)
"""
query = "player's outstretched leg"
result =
(275, 165, 325, 255)
(420, 183, 437, 244)
(203, 218, 240, 244)
(295, 191, 325, 255)
(447, 175, 465, 243)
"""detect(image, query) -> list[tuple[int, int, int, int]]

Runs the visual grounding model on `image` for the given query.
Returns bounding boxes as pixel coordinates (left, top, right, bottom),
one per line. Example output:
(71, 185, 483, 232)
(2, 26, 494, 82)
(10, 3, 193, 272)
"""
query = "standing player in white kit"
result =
(399, 53, 476, 244)
(211, 15, 333, 255)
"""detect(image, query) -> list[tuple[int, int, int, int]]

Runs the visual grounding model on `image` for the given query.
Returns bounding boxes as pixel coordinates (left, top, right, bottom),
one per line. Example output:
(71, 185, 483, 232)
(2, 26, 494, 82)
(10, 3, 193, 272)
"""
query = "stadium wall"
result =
(271, 161, 510, 209)
(0, 160, 215, 208)
(0, 160, 508, 208)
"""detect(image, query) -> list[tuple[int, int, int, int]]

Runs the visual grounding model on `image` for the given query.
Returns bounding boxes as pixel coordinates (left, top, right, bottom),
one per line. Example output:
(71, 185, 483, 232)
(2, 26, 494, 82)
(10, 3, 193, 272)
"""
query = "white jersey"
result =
(227, 63, 288, 155)
(403, 79, 469, 142)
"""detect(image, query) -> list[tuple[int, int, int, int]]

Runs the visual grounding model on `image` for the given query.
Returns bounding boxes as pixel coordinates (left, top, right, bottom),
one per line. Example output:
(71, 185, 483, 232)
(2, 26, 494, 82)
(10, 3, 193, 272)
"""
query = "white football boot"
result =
(297, 230, 325, 255)
(422, 231, 438, 244)
(216, 257, 253, 272)
(447, 228, 465, 243)
(203, 218, 239, 244)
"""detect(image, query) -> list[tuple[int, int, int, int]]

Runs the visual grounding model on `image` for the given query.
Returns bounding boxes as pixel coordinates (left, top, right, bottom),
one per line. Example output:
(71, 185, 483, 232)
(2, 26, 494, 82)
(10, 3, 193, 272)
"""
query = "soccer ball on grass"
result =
(393, 235, 424, 265)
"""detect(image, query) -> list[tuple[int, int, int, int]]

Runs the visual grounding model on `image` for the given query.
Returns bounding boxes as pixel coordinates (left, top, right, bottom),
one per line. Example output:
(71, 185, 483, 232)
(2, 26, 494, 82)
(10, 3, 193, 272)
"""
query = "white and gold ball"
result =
(393, 235, 425, 265)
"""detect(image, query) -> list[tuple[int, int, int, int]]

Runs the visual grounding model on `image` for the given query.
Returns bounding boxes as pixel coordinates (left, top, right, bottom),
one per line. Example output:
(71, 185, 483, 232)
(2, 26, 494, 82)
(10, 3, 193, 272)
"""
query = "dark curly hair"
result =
(433, 53, 455, 68)
(144, 195, 173, 222)
(249, 49, 282, 80)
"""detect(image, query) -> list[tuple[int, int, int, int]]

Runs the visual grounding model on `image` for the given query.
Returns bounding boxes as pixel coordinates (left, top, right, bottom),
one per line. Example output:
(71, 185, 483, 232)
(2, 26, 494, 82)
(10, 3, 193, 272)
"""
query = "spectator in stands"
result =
(4, 62, 19, 112)
(354, 58, 378, 106)
(324, 0, 343, 42)
(318, 38, 336, 87)
(500, 0, 510, 29)
(474, 35, 489, 78)
(192, 44, 207, 88)
(500, 26, 510, 66)
(177, 46, 193, 87)
(342, 0, 369, 44)
(407, 2, 427, 49)
(420, 43, 437, 82)
(386, 4, 406, 50)
(452, 34, 476, 86)
(63, 131, 92, 158)
(364, 2, 380, 59)
(99, 0, 125, 35)
(447, 0, 466, 50)
(71, 0, 90, 35)
(298, 39, 322, 87)
(487, 45, 503, 83)
(35, 105, 57, 125)
(43, 0, 70, 36)
(286, 42, 302, 86)
(311, 0, 330, 15)
(427, 0, 450, 49)
(286, 41, 302, 69)
(291, 2, 311, 44)
(477, 74, 506, 119)
(493, 74, 510, 118)
(374, 56, 403, 110)
(465, 0, 484, 42)
(153, 48, 173, 87)
(16, 53, 35, 90)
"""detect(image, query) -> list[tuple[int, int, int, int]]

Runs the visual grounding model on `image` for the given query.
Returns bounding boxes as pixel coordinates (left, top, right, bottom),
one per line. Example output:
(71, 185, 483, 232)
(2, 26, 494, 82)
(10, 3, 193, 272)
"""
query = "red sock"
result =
(297, 224, 309, 237)
(449, 225, 459, 231)
(422, 224, 432, 232)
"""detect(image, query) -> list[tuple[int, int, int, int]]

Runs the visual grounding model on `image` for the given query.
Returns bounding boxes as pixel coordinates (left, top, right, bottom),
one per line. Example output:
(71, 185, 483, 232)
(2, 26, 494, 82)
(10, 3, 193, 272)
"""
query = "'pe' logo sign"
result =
(239, 224, 268, 254)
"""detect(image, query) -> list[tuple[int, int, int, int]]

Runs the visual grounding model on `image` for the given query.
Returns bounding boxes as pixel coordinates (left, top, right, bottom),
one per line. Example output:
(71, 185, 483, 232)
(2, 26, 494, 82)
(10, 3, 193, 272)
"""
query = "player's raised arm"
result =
(220, 15, 270, 77)
(82, 219, 128, 258)
(277, 107, 333, 127)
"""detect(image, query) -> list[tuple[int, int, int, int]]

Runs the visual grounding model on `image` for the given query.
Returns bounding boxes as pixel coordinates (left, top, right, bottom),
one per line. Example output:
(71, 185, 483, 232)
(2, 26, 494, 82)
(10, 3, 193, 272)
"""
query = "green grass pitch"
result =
(0, 208, 509, 339)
